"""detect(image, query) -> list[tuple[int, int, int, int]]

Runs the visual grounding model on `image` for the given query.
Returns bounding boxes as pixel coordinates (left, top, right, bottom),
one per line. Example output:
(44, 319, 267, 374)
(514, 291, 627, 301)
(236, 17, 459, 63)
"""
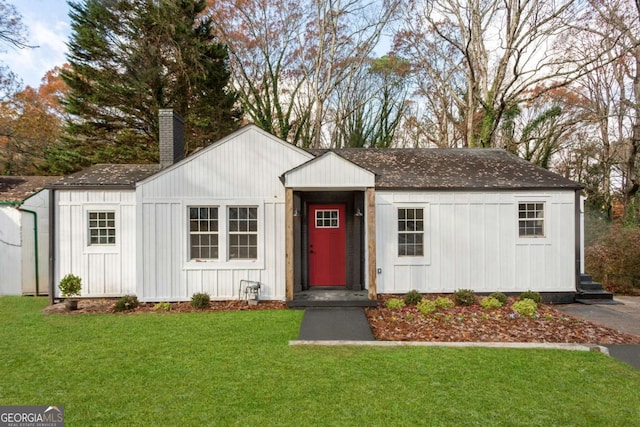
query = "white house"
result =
(48, 110, 585, 304)
(0, 176, 58, 296)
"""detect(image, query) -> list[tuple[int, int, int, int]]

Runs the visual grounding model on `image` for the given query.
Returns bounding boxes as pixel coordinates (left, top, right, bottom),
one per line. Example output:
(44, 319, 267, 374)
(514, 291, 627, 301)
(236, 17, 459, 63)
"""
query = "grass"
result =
(1, 296, 639, 426)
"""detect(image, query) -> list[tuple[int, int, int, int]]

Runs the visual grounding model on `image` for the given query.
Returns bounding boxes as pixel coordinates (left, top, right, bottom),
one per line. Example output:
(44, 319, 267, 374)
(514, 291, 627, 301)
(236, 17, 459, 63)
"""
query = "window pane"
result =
(188, 207, 219, 259)
(229, 207, 258, 259)
(398, 208, 425, 257)
(88, 211, 116, 246)
(518, 203, 544, 237)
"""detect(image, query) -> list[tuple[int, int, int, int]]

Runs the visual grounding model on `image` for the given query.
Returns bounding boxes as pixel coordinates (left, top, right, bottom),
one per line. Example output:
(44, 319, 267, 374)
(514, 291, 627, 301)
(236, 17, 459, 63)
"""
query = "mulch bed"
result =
(365, 295, 640, 344)
(43, 296, 640, 345)
(42, 299, 287, 314)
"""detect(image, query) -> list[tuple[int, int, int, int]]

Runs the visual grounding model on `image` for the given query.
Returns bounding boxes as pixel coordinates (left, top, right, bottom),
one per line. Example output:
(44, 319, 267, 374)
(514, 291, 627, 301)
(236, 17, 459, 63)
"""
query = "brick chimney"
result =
(159, 109, 185, 168)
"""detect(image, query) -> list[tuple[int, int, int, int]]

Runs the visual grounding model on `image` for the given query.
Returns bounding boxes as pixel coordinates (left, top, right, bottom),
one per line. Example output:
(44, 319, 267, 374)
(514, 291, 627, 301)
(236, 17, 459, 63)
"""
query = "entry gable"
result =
(283, 151, 375, 190)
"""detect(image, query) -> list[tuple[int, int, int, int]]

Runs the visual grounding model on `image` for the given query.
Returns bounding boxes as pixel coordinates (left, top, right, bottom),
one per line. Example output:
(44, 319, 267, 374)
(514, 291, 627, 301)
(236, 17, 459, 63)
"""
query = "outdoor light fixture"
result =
(293, 209, 301, 217)
(354, 208, 364, 217)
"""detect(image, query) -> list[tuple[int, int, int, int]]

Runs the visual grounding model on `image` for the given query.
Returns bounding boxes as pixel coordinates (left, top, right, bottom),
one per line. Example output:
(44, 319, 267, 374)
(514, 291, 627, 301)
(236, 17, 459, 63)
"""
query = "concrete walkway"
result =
(556, 297, 640, 369)
(297, 307, 374, 341)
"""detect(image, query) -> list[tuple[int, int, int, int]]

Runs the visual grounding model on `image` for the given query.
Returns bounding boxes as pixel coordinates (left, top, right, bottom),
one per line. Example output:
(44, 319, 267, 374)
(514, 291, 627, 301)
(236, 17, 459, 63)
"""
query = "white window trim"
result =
(188, 206, 220, 261)
(315, 209, 340, 228)
(514, 196, 550, 244)
(83, 205, 120, 254)
(228, 206, 259, 260)
(394, 203, 431, 266)
(184, 200, 265, 270)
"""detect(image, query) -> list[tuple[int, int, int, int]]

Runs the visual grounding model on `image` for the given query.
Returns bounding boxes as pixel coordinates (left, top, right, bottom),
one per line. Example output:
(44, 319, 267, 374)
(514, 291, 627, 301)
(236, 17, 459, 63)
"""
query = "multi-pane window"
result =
(229, 207, 258, 259)
(398, 208, 424, 256)
(88, 211, 116, 245)
(189, 207, 219, 259)
(315, 209, 339, 228)
(518, 203, 545, 237)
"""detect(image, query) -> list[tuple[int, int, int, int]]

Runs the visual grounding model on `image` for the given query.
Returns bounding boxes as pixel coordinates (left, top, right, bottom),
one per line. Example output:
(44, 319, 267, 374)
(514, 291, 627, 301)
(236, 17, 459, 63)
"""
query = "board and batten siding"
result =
(375, 190, 576, 294)
(136, 126, 313, 301)
(0, 206, 22, 295)
(54, 190, 137, 297)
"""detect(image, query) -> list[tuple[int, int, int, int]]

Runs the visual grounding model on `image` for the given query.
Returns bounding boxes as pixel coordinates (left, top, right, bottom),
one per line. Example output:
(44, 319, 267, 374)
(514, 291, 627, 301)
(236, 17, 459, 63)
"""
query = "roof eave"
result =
(47, 184, 137, 191)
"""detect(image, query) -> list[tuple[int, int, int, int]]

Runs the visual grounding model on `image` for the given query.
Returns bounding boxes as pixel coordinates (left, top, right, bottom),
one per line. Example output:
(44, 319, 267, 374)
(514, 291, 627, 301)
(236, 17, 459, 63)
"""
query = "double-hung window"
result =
(398, 208, 424, 256)
(189, 207, 219, 260)
(228, 207, 258, 260)
(88, 211, 116, 245)
(518, 203, 544, 237)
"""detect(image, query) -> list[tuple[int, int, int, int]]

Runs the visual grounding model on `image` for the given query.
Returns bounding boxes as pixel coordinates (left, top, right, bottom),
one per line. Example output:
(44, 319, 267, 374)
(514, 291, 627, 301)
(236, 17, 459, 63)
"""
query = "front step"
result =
(576, 274, 614, 304)
(287, 289, 378, 308)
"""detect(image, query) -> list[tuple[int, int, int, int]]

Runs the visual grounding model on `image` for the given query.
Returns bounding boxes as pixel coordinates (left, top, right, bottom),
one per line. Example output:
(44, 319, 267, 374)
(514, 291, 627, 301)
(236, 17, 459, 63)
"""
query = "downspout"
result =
(49, 188, 55, 305)
(574, 190, 582, 292)
(0, 201, 39, 295)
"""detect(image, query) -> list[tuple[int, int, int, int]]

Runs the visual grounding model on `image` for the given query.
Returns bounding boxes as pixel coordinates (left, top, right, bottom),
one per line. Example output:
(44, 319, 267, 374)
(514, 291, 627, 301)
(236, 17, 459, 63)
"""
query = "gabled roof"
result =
(44, 126, 581, 192)
(136, 124, 313, 187)
(309, 148, 582, 190)
(0, 176, 61, 202)
(48, 164, 159, 189)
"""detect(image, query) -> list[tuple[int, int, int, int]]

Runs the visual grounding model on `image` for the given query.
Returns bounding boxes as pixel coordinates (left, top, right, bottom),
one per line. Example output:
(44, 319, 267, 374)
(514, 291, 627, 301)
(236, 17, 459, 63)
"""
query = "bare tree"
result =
(0, 0, 30, 101)
(393, 0, 582, 148)
(567, 0, 640, 218)
(0, 0, 29, 50)
(208, 0, 400, 147)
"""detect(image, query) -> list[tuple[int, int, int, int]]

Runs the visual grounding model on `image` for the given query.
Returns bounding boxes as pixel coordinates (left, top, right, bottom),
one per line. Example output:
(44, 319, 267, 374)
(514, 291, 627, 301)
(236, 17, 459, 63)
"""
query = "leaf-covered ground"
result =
(366, 295, 640, 344)
(44, 296, 640, 344)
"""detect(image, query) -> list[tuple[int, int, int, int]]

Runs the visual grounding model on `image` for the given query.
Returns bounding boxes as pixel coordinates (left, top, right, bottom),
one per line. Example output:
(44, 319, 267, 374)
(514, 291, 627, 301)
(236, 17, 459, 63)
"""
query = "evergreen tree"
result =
(50, 0, 240, 172)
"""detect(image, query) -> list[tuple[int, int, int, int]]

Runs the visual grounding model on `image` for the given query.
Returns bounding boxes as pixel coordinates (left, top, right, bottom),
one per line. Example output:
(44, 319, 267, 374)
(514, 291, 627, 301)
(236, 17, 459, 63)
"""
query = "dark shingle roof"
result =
(48, 164, 160, 189)
(45, 146, 580, 191)
(0, 176, 61, 202)
(310, 148, 581, 190)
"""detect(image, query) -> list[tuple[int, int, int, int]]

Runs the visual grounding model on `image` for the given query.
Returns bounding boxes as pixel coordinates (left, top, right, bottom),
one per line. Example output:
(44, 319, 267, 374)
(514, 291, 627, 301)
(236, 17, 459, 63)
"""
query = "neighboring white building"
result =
(0, 176, 58, 296)
(46, 110, 586, 304)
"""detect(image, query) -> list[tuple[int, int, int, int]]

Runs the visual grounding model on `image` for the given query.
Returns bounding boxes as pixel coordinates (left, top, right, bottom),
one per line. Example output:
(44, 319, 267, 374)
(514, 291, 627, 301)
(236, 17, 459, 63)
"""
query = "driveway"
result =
(557, 297, 640, 369)
(556, 296, 640, 337)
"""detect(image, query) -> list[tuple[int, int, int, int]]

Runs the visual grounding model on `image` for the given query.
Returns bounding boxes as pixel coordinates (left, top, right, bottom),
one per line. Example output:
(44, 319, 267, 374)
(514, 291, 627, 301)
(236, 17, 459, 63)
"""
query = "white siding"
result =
(137, 127, 311, 301)
(0, 191, 52, 296)
(0, 206, 22, 295)
(376, 190, 576, 294)
(54, 190, 137, 297)
(284, 152, 375, 190)
(21, 190, 53, 295)
(138, 126, 313, 200)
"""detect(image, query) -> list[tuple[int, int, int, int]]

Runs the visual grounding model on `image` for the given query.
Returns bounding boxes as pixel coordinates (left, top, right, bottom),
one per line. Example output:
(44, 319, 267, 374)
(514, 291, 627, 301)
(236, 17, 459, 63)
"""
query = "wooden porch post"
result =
(285, 187, 294, 301)
(366, 187, 377, 300)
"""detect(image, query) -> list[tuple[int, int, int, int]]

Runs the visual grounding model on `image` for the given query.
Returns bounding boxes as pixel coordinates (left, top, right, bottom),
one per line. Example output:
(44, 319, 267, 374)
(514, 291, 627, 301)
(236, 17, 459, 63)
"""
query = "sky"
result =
(1, 0, 71, 89)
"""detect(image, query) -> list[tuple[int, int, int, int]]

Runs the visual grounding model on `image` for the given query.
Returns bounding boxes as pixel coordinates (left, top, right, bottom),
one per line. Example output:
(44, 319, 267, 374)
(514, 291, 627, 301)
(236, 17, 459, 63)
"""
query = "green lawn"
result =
(1, 296, 639, 426)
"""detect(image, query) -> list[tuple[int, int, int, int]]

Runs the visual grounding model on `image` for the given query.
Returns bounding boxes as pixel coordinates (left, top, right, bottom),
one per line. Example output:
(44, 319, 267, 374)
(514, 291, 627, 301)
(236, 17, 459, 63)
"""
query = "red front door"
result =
(308, 204, 346, 286)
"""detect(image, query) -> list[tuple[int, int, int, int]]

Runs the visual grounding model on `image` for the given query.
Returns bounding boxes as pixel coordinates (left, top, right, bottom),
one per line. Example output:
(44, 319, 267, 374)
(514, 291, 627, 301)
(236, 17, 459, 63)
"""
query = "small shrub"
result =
(453, 289, 477, 306)
(58, 274, 82, 297)
(434, 296, 455, 309)
(153, 302, 171, 311)
(519, 290, 542, 305)
(417, 299, 436, 315)
(115, 295, 139, 312)
(403, 290, 423, 305)
(480, 296, 503, 309)
(385, 298, 405, 309)
(512, 298, 538, 317)
(489, 292, 507, 305)
(190, 292, 211, 309)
